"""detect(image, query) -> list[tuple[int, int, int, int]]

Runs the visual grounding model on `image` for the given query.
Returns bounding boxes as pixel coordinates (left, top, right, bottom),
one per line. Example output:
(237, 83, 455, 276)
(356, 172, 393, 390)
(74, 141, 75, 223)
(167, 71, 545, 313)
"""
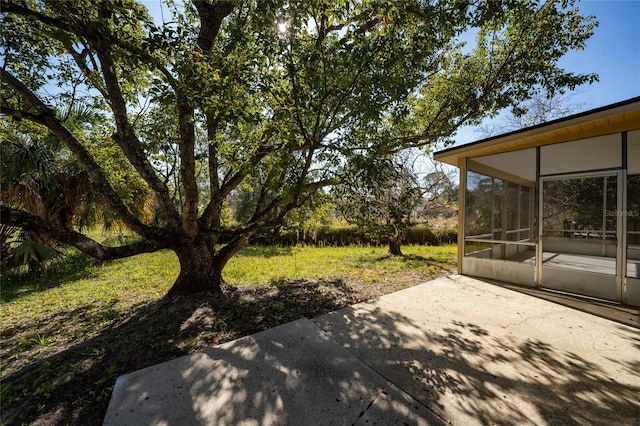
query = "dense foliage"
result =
(334, 151, 452, 254)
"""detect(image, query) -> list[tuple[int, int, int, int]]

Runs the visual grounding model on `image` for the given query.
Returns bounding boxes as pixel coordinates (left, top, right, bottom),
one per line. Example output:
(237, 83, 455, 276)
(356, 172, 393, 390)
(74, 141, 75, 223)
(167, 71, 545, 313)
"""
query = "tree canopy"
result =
(0, 0, 597, 294)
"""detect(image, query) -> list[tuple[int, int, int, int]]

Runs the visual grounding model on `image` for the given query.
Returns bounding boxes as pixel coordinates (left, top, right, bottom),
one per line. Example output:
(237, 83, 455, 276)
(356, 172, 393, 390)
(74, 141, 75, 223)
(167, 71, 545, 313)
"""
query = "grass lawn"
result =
(1, 244, 456, 425)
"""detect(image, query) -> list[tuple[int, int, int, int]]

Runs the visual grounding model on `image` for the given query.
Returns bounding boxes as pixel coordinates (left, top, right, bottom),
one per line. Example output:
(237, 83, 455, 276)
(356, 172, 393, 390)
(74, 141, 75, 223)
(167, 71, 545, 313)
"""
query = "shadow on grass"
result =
(368, 253, 443, 262)
(0, 251, 104, 303)
(236, 245, 294, 258)
(1, 278, 359, 425)
(367, 253, 455, 274)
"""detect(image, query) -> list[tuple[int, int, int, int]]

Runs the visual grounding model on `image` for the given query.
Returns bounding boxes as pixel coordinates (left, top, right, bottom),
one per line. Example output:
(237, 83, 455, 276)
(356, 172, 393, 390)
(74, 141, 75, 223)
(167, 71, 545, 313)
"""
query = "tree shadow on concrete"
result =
(612, 325, 640, 378)
(104, 318, 437, 425)
(1, 278, 365, 425)
(315, 304, 640, 425)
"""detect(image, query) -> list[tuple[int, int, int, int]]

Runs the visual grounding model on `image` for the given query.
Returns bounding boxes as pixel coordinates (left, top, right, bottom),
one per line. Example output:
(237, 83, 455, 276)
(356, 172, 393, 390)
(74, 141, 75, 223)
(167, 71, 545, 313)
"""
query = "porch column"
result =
(458, 157, 467, 274)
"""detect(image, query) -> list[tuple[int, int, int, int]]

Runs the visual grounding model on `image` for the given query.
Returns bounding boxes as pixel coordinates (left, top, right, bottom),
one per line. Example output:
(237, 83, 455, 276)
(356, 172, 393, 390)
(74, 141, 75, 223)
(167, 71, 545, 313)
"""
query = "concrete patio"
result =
(104, 274, 640, 425)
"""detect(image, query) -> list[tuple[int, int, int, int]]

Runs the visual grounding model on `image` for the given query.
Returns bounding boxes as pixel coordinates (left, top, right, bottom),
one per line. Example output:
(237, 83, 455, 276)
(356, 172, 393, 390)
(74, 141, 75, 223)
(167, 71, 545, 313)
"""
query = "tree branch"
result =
(177, 103, 199, 236)
(92, 47, 181, 226)
(201, 133, 275, 224)
(0, 69, 159, 239)
(0, 205, 165, 260)
(5, 1, 184, 225)
(3, 1, 180, 90)
(193, 0, 235, 54)
(4, 1, 183, 226)
(251, 176, 337, 226)
(194, 114, 222, 231)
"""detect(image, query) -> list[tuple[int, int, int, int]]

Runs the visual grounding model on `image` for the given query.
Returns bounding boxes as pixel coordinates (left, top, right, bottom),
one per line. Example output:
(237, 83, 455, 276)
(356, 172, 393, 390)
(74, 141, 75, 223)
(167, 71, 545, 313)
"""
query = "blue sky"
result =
(456, 0, 640, 144)
(559, 0, 640, 107)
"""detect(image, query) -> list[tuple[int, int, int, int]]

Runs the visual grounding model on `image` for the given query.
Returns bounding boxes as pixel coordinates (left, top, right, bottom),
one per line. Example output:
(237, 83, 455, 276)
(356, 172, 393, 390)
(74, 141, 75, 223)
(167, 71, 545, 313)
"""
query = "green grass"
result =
(1, 244, 456, 425)
(227, 244, 457, 285)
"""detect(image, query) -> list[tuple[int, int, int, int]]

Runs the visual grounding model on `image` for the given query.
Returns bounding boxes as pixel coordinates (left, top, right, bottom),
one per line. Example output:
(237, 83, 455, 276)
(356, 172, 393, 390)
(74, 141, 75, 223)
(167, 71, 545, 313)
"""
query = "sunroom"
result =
(434, 97, 640, 307)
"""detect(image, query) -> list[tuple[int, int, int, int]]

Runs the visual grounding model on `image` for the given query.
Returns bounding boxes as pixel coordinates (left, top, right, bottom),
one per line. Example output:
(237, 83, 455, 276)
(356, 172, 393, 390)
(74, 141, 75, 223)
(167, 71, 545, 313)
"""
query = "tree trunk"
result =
(168, 238, 224, 295)
(388, 238, 403, 256)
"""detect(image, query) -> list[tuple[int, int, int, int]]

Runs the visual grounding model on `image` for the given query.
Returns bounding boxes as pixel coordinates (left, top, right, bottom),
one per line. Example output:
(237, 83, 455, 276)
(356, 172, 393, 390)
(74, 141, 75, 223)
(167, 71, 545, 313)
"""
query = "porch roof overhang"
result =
(434, 96, 640, 167)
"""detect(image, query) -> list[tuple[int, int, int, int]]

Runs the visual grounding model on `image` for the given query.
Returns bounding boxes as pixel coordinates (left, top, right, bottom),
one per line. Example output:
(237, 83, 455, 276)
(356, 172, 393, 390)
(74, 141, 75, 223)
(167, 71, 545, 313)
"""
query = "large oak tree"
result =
(0, 0, 597, 294)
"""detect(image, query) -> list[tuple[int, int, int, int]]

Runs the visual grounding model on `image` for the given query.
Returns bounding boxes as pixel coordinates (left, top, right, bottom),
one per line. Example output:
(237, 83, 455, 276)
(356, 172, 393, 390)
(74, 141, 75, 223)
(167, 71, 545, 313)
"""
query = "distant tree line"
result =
(238, 224, 458, 248)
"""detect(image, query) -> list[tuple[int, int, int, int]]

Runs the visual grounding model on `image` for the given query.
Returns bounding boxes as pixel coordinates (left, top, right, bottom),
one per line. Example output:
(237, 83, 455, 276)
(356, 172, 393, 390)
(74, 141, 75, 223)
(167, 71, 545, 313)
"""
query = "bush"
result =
(251, 224, 457, 247)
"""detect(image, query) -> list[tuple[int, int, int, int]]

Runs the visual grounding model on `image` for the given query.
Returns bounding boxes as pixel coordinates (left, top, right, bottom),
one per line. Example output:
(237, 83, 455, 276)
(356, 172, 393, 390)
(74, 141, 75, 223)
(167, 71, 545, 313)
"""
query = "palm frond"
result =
(3, 238, 62, 276)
